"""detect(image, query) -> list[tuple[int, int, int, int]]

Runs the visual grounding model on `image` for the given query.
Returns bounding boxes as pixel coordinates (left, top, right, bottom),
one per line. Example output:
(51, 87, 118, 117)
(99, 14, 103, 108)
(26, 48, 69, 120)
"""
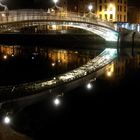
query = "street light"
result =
(88, 4, 93, 12)
(86, 83, 93, 90)
(53, 0, 58, 6)
(3, 116, 11, 125)
(53, 97, 61, 106)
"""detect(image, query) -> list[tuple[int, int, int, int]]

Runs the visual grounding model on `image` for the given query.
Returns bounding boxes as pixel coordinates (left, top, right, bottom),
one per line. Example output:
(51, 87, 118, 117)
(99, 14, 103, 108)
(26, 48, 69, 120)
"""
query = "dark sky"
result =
(2, 0, 140, 9)
(5, 0, 52, 9)
(128, 0, 140, 6)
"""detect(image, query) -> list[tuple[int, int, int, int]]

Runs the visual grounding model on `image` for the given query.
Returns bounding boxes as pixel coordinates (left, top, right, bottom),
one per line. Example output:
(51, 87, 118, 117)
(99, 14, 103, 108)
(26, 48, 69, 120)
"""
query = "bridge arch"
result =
(0, 10, 119, 41)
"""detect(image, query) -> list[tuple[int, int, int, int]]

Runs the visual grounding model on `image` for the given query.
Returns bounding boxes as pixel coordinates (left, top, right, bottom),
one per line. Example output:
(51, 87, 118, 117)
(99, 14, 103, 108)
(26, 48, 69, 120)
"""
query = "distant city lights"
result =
(11, 54, 14, 57)
(86, 83, 93, 90)
(1, 13, 5, 17)
(3, 55, 7, 59)
(107, 71, 112, 77)
(52, 63, 56, 67)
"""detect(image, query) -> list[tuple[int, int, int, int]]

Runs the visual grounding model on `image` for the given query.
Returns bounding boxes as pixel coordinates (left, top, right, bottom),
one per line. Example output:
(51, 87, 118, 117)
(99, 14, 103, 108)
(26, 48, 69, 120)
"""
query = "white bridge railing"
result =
(0, 9, 115, 30)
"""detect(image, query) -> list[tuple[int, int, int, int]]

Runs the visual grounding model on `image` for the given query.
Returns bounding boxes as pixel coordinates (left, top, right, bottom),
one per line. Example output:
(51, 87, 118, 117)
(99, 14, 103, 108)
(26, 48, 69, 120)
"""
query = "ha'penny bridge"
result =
(0, 10, 118, 107)
(0, 10, 119, 41)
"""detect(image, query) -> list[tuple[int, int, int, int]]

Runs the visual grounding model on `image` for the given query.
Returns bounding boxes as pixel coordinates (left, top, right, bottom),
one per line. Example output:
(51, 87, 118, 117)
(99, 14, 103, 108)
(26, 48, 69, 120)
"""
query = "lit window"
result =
(124, 15, 126, 22)
(124, 6, 126, 12)
(120, 15, 122, 21)
(105, 14, 107, 20)
(110, 14, 113, 20)
(118, 5, 119, 11)
(120, 6, 122, 11)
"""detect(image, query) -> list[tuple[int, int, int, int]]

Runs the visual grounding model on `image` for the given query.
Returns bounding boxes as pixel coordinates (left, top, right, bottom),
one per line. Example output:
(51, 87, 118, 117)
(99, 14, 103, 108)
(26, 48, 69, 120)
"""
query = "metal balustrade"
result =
(0, 10, 118, 41)
(0, 10, 115, 29)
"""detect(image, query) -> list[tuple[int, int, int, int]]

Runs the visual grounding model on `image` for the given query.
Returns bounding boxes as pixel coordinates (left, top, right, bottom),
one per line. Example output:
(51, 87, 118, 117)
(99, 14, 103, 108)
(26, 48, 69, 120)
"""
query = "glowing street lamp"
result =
(88, 4, 93, 12)
(53, 0, 58, 6)
(86, 83, 93, 90)
(53, 98, 61, 106)
(107, 71, 112, 77)
(3, 55, 7, 60)
(3, 116, 11, 125)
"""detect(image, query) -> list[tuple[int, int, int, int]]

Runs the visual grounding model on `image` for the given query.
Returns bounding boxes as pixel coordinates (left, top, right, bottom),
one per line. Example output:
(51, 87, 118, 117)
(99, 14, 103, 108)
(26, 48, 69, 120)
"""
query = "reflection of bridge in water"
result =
(0, 10, 118, 105)
(0, 48, 117, 104)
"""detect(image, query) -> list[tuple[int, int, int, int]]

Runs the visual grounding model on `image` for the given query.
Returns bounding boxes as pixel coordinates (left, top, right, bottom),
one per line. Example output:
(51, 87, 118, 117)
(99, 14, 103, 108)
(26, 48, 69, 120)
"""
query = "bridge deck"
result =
(0, 10, 119, 41)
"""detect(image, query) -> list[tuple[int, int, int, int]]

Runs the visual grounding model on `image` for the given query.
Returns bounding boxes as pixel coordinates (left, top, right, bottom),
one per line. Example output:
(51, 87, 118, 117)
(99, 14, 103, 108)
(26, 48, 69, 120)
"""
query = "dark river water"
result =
(0, 45, 101, 86)
(0, 41, 140, 139)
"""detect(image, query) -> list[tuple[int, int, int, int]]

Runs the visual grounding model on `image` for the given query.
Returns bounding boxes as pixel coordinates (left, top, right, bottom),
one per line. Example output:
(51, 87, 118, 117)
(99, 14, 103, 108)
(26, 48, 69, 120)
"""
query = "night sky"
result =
(5, 0, 52, 9)
(2, 0, 140, 9)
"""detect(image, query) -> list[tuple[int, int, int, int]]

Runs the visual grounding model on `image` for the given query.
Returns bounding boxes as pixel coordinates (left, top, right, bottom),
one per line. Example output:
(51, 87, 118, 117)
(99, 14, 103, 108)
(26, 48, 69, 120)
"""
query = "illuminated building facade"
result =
(96, 0, 127, 22)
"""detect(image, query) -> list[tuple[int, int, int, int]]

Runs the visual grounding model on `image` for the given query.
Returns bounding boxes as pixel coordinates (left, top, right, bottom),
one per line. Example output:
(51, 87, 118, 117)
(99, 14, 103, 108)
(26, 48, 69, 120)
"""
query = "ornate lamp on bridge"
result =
(53, 0, 58, 7)
(88, 4, 93, 13)
(86, 4, 97, 19)
(85, 4, 94, 18)
(51, 0, 63, 13)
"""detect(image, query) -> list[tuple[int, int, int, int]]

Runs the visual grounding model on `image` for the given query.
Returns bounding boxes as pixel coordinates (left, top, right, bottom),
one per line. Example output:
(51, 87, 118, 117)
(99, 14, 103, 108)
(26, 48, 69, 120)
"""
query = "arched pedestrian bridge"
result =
(0, 10, 118, 105)
(0, 9, 119, 41)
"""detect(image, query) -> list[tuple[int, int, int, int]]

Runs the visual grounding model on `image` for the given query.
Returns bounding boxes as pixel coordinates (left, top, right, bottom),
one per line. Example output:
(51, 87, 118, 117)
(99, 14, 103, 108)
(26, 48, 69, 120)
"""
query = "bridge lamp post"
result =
(88, 4, 93, 13)
(53, 0, 58, 6)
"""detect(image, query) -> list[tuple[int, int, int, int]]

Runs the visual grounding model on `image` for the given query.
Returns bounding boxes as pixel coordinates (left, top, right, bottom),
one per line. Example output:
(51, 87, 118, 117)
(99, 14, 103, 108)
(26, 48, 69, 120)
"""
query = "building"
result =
(128, 6, 140, 23)
(59, 0, 68, 11)
(96, 0, 128, 22)
(127, 1, 140, 23)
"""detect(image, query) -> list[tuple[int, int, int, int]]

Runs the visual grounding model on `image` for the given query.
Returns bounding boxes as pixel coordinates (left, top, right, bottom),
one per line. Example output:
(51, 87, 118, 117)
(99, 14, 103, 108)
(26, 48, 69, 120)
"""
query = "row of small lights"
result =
(2, 79, 95, 125)
(2, 54, 14, 60)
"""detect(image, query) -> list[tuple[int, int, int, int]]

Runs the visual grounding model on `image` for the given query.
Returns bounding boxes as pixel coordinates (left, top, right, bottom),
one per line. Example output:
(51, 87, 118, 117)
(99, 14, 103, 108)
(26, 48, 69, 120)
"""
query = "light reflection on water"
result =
(1, 46, 140, 139)
(0, 45, 102, 86)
